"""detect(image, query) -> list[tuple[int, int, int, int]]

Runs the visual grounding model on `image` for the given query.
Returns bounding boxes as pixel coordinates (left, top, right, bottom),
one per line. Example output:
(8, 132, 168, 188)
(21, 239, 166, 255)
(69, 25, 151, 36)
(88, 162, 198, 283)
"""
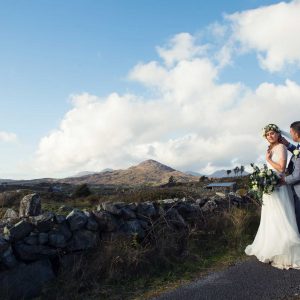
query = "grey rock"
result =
(127, 202, 137, 211)
(121, 220, 145, 239)
(19, 193, 41, 217)
(38, 232, 49, 245)
(13, 242, 58, 261)
(57, 222, 72, 241)
(85, 216, 99, 231)
(157, 198, 178, 210)
(92, 210, 118, 232)
(68, 230, 98, 251)
(3, 208, 18, 220)
(4, 220, 33, 242)
(196, 198, 207, 206)
(66, 209, 88, 231)
(201, 199, 218, 212)
(55, 214, 66, 224)
(136, 202, 157, 220)
(48, 232, 67, 248)
(176, 203, 198, 219)
(24, 233, 38, 245)
(0, 259, 55, 300)
(101, 202, 122, 216)
(0, 246, 18, 269)
(121, 207, 136, 220)
(30, 212, 55, 232)
(165, 208, 187, 229)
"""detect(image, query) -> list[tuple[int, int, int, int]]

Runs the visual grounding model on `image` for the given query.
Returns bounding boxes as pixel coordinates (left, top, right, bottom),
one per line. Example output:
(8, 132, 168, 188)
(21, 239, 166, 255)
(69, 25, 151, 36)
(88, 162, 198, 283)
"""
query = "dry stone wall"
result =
(0, 192, 245, 299)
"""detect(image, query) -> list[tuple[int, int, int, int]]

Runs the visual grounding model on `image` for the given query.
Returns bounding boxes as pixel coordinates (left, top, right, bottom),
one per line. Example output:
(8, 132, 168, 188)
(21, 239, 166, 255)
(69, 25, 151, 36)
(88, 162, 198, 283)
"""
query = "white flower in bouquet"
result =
(293, 149, 300, 157)
(249, 163, 280, 205)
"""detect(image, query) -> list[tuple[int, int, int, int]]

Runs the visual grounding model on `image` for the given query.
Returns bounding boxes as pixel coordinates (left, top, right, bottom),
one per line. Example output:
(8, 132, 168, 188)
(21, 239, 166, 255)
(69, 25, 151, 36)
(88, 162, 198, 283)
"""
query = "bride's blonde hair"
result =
(262, 123, 281, 138)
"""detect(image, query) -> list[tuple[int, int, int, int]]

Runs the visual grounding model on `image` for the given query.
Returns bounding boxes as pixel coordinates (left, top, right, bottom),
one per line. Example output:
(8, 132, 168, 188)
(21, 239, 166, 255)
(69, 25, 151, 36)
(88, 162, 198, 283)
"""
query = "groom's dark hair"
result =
(290, 121, 300, 134)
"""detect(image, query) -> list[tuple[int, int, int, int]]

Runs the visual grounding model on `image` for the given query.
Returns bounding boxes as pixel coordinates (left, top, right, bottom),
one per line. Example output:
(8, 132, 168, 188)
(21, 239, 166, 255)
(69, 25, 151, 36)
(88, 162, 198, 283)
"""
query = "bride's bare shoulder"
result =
(274, 143, 287, 153)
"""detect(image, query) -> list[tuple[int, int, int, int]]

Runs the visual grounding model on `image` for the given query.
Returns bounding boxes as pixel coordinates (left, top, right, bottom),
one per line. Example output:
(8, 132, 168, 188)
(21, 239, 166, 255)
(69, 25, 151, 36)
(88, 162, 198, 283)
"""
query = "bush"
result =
(73, 184, 92, 198)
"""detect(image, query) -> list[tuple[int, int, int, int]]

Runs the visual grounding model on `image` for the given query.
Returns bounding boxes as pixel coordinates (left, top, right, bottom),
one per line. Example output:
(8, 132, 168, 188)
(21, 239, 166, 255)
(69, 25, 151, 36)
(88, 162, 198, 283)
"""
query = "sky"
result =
(1, 0, 300, 179)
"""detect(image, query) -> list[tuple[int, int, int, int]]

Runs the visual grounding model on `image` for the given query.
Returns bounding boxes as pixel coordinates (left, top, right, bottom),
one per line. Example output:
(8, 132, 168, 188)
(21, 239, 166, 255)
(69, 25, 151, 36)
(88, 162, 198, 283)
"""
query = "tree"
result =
(73, 183, 91, 198)
(240, 165, 245, 176)
(226, 170, 232, 177)
(168, 175, 176, 186)
(199, 175, 208, 182)
(233, 166, 240, 177)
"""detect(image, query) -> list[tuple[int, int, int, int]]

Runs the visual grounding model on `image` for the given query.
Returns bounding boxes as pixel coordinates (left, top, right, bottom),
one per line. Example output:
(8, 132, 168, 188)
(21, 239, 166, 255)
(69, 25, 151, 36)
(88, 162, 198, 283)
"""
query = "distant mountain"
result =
(74, 168, 114, 177)
(209, 169, 249, 178)
(185, 171, 202, 177)
(101, 168, 113, 172)
(74, 171, 98, 177)
(61, 159, 200, 186)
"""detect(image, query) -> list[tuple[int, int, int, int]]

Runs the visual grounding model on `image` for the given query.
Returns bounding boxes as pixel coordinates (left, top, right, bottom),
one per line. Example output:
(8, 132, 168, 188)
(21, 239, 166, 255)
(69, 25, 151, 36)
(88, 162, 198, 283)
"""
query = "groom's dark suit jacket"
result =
(286, 143, 300, 230)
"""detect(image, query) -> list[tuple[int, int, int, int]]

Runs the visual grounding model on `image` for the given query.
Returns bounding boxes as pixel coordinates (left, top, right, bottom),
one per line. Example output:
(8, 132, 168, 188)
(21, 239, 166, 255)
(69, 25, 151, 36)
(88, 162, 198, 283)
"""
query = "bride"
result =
(245, 123, 300, 269)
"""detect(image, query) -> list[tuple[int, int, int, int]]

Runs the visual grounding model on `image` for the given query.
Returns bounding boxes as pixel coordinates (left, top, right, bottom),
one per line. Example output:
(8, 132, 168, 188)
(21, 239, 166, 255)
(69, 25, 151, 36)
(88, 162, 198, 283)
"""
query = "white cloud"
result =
(156, 32, 208, 67)
(0, 131, 17, 143)
(227, 0, 300, 72)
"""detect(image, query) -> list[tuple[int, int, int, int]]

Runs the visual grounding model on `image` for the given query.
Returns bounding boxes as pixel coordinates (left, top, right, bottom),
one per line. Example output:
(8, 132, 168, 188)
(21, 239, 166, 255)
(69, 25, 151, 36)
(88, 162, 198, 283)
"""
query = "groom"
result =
(280, 121, 300, 232)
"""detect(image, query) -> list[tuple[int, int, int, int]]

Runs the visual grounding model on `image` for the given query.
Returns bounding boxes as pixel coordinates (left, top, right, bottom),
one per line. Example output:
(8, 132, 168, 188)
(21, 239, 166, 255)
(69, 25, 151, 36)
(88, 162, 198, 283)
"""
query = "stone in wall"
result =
(19, 193, 41, 218)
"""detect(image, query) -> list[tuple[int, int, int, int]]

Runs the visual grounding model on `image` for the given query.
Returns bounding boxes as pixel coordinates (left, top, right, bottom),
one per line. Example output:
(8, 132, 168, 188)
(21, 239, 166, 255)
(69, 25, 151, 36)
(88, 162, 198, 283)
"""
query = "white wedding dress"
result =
(245, 143, 300, 269)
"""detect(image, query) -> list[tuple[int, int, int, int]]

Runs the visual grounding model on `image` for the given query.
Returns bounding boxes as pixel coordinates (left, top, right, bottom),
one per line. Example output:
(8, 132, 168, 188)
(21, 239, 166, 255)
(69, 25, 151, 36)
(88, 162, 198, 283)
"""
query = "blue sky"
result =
(1, 0, 300, 179)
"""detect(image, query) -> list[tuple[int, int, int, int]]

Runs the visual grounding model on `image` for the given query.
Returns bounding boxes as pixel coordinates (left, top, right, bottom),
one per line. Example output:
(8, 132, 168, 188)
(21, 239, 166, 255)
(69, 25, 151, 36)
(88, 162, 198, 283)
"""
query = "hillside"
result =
(60, 159, 199, 186)
(209, 169, 249, 178)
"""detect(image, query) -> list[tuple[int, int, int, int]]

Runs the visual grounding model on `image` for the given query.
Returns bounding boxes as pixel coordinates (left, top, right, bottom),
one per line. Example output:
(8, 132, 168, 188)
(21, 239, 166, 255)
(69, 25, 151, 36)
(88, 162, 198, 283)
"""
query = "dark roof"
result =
(206, 182, 236, 187)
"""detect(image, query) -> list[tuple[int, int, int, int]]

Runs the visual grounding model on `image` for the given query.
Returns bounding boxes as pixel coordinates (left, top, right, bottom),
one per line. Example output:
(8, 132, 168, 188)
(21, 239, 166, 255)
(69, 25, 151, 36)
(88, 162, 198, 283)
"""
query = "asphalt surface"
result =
(151, 257, 300, 300)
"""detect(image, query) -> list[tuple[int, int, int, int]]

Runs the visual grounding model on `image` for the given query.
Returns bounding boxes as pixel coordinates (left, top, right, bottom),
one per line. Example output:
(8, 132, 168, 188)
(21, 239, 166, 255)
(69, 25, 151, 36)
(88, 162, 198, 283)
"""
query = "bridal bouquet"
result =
(249, 163, 280, 205)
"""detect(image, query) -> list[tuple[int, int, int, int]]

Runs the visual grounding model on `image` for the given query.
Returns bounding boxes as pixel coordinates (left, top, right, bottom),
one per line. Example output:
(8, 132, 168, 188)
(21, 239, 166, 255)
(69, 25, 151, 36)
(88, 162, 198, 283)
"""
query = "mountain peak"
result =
(135, 159, 175, 172)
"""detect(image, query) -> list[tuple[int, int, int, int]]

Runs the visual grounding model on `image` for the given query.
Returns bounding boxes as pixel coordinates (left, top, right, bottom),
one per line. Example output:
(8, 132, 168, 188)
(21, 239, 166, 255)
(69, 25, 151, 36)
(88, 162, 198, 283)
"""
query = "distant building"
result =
(206, 182, 236, 193)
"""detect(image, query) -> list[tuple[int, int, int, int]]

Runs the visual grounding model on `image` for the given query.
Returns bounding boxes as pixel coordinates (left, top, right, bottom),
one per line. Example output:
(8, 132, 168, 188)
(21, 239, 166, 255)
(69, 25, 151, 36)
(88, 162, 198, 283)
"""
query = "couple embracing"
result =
(245, 121, 300, 270)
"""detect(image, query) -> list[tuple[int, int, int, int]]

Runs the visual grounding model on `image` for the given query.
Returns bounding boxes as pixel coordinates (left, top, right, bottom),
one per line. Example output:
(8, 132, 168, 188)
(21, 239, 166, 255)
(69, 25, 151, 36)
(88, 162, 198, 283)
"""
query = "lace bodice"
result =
(266, 144, 287, 176)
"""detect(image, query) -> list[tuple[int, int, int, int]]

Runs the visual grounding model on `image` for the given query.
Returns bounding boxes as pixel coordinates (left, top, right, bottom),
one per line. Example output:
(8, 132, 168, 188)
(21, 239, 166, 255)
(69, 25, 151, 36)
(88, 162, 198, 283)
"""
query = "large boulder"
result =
(0, 259, 55, 300)
(66, 209, 88, 231)
(4, 220, 33, 242)
(19, 193, 41, 218)
(67, 230, 98, 251)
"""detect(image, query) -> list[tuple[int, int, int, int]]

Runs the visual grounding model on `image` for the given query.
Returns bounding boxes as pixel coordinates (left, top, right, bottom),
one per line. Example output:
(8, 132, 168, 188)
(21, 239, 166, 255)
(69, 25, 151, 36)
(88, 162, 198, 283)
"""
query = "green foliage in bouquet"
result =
(249, 163, 280, 205)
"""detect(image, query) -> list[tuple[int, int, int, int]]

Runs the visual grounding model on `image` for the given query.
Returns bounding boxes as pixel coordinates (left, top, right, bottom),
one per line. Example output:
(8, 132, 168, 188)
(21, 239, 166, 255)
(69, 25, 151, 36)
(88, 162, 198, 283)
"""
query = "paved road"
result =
(152, 257, 300, 300)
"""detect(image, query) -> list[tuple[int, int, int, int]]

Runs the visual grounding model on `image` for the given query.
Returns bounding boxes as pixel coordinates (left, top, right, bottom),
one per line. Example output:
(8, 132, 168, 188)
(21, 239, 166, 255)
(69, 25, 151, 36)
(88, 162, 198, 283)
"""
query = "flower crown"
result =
(262, 124, 281, 137)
